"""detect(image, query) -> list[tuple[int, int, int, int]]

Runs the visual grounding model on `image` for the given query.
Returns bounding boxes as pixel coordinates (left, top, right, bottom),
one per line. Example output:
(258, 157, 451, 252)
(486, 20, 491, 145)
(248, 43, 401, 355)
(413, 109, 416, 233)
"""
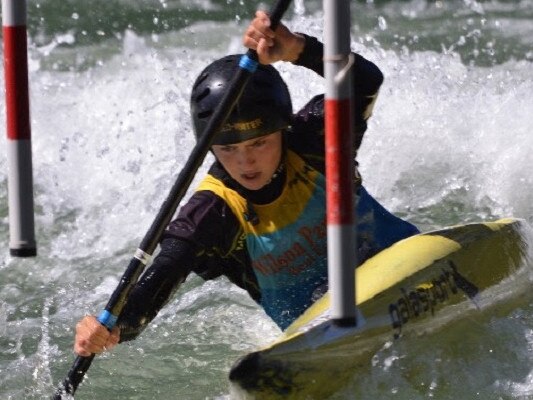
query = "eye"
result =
(251, 138, 267, 147)
(220, 145, 236, 153)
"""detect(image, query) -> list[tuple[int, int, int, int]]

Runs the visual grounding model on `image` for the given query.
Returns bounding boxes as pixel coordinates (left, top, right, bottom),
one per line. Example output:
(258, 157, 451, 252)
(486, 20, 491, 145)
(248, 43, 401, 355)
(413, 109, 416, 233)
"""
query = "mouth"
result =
(241, 172, 261, 181)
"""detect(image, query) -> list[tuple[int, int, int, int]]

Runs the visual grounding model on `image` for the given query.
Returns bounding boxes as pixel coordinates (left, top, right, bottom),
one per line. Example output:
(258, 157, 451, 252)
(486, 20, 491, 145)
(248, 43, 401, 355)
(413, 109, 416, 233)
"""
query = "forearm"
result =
(294, 34, 383, 95)
(293, 33, 324, 75)
(117, 237, 194, 342)
(294, 34, 383, 148)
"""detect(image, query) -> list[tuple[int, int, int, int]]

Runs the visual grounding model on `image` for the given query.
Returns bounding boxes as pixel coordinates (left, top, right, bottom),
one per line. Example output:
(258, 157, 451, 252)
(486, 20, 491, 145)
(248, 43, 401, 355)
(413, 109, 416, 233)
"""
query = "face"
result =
(212, 131, 283, 191)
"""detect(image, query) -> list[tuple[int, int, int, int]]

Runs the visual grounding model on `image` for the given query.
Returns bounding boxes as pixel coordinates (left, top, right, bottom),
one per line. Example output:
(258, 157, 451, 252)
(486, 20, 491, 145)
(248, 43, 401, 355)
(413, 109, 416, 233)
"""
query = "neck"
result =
(244, 162, 286, 204)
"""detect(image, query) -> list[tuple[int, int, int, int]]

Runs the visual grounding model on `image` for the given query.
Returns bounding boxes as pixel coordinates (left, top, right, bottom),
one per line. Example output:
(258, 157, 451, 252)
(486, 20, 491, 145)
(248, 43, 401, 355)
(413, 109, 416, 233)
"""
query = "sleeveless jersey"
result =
(197, 150, 328, 328)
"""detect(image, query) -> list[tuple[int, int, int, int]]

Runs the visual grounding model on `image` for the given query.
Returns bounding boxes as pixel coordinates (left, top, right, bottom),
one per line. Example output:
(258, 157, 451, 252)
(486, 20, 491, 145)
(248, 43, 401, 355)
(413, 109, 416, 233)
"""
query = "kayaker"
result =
(74, 10, 419, 357)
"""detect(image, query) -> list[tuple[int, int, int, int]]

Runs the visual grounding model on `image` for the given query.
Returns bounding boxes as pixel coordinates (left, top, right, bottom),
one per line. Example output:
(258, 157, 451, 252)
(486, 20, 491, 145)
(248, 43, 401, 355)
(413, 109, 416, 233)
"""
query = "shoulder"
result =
(166, 189, 241, 247)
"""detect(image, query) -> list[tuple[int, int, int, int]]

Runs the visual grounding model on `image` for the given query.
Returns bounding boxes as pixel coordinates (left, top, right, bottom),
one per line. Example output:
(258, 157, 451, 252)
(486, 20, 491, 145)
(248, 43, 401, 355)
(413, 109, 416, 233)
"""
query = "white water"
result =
(1, 7, 533, 400)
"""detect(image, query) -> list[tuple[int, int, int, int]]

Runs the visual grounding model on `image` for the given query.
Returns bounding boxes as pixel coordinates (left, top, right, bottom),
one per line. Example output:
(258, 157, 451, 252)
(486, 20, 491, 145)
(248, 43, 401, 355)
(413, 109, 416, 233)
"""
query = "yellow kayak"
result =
(229, 218, 530, 399)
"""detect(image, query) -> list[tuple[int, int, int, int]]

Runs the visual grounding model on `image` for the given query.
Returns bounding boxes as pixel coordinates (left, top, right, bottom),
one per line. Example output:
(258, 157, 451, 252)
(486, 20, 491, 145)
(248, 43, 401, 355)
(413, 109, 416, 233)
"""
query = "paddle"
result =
(52, 1, 292, 398)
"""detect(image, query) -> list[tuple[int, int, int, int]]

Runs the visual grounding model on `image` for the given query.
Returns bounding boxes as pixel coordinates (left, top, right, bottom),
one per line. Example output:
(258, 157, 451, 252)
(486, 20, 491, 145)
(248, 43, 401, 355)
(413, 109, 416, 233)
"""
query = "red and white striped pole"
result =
(3, 0, 36, 257)
(324, 0, 355, 326)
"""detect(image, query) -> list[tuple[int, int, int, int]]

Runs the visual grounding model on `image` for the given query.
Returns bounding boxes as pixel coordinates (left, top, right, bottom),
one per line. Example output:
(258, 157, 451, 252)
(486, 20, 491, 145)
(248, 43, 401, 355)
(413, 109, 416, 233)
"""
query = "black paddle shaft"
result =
(52, 1, 292, 398)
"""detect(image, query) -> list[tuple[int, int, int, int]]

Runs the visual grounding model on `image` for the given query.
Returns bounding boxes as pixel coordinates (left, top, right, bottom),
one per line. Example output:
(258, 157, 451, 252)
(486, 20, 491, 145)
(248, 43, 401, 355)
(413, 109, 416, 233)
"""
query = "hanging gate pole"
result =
(324, 0, 356, 326)
(2, 0, 36, 257)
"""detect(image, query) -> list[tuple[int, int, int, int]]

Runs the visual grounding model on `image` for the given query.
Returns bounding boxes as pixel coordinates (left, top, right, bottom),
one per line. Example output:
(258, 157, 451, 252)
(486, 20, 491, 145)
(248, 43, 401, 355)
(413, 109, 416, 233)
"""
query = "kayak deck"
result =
(229, 218, 531, 399)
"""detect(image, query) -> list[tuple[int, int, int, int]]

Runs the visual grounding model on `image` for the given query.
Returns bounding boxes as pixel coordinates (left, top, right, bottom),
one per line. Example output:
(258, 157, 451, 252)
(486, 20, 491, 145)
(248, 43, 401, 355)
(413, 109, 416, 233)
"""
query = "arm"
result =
(116, 237, 195, 341)
(118, 188, 260, 340)
(243, 10, 383, 153)
(73, 236, 195, 355)
(293, 35, 383, 151)
(73, 190, 245, 354)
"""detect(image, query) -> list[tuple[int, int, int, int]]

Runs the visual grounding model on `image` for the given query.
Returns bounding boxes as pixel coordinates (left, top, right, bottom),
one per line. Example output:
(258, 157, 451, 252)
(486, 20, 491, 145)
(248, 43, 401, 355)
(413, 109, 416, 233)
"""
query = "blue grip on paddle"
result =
(97, 310, 118, 330)
(239, 54, 258, 73)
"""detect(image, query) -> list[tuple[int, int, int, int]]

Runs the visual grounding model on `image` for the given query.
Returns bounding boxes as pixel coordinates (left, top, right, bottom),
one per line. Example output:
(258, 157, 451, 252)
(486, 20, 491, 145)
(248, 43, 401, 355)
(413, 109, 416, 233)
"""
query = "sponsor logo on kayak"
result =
(388, 262, 479, 338)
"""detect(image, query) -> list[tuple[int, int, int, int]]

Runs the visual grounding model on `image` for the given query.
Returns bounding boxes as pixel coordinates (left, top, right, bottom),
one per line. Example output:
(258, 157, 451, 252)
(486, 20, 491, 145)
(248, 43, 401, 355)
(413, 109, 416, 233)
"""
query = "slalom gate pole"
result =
(2, 0, 37, 257)
(324, 0, 357, 326)
(52, 0, 292, 398)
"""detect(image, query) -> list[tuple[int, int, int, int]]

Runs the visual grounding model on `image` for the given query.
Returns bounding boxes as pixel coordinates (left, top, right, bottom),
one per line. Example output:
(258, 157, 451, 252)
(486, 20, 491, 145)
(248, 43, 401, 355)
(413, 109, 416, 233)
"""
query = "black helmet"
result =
(190, 54, 292, 145)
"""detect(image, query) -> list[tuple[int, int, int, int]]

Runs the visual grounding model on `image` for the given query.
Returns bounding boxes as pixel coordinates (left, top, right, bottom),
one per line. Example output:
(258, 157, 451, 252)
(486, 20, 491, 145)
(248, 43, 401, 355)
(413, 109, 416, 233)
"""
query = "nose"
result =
(236, 147, 255, 167)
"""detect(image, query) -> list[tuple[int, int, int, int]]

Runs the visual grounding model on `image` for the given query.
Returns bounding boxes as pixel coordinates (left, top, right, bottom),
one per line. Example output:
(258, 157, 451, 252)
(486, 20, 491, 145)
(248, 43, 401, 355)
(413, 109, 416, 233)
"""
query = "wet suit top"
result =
(118, 34, 419, 338)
